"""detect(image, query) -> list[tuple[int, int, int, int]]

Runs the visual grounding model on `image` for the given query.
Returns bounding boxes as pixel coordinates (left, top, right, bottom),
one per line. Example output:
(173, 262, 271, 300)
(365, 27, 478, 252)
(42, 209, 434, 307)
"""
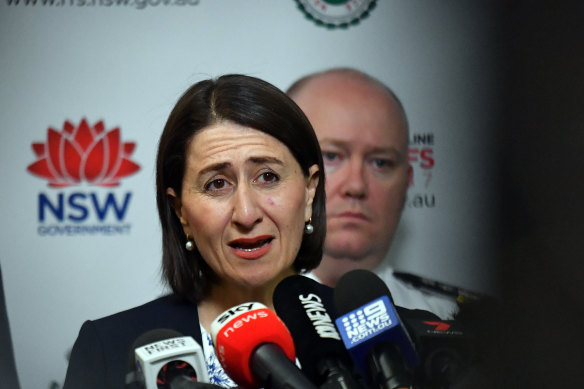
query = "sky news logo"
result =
(27, 119, 140, 236)
(337, 296, 396, 347)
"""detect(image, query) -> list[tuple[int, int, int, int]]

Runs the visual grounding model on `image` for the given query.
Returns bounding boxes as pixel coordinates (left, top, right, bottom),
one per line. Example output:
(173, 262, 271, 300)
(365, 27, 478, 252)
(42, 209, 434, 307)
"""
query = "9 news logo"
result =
(27, 119, 140, 236)
(338, 297, 394, 346)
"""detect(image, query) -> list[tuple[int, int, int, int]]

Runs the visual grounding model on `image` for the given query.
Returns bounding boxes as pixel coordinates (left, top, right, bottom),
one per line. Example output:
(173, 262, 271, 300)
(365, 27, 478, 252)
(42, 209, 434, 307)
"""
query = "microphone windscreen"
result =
(273, 275, 351, 383)
(127, 329, 209, 388)
(210, 302, 295, 388)
(334, 269, 393, 314)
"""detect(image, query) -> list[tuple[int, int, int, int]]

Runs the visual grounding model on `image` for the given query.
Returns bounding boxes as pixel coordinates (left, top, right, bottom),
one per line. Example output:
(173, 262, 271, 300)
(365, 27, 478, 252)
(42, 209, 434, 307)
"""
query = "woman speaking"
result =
(63, 74, 326, 388)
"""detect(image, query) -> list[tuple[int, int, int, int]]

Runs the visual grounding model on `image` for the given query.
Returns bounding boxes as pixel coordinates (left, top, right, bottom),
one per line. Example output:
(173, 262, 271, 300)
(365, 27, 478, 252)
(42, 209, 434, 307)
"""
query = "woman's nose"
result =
(231, 184, 263, 229)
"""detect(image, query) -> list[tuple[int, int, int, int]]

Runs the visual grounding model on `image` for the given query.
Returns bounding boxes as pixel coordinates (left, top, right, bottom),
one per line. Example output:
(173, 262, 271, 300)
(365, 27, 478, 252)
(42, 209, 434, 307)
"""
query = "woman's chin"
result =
(232, 269, 291, 292)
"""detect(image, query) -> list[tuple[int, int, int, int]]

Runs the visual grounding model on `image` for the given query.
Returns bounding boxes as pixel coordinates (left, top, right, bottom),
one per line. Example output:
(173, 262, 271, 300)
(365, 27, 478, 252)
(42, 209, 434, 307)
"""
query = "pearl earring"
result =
(185, 236, 195, 251)
(304, 218, 314, 235)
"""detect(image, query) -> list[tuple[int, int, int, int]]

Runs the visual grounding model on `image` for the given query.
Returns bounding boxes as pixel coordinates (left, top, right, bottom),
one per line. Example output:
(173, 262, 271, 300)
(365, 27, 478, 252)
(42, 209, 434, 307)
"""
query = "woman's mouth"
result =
(228, 236, 274, 259)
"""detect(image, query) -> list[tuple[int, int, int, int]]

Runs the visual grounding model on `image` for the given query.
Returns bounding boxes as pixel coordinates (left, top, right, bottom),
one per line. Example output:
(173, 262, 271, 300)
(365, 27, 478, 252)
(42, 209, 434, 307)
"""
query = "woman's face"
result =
(170, 121, 319, 291)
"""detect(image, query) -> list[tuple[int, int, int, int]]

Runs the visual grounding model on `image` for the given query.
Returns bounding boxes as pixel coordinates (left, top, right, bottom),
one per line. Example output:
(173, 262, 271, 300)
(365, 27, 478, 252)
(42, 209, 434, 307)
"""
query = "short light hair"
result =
(287, 67, 409, 134)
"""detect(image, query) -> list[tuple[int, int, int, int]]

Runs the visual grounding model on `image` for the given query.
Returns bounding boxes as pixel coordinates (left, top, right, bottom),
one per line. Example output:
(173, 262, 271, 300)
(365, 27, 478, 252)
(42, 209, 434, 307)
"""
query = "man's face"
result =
(294, 77, 411, 265)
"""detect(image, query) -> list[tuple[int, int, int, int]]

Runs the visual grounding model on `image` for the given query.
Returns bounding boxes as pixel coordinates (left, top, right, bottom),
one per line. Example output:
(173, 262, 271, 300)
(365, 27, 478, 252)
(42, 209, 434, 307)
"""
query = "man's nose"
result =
(340, 158, 368, 199)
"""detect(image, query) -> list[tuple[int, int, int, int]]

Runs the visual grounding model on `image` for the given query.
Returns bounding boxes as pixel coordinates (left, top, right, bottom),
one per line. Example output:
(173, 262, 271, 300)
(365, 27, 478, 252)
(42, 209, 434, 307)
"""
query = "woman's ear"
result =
(166, 188, 190, 233)
(304, 164, 320, 221)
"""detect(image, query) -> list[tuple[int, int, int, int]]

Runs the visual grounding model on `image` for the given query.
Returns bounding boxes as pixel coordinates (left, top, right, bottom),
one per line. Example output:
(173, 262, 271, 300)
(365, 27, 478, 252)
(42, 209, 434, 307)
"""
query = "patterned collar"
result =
(199, 323, 238, 388)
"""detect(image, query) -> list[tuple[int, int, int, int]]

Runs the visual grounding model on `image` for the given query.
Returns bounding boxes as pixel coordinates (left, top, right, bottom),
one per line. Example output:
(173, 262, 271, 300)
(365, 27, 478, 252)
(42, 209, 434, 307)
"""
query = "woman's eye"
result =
(205, 179, 228, 192)
(257, 172, 279, 183)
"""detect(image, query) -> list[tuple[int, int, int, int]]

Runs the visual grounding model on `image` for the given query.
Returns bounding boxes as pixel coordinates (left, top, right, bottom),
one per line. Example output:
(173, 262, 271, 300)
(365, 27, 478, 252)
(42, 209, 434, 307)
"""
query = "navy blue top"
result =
(63, 294, 204, 389)
(63, 283, 338, 389)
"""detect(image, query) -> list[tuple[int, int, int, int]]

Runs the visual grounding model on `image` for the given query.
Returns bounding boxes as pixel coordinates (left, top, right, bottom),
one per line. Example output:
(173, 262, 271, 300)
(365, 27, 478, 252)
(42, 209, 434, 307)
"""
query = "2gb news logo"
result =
(339, 296, 394, 345)
(26, 119, 140, 236)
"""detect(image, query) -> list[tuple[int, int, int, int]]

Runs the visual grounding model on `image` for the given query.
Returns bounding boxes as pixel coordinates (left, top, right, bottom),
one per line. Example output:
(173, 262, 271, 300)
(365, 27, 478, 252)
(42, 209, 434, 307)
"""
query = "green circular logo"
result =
(296, 0, 377, 28)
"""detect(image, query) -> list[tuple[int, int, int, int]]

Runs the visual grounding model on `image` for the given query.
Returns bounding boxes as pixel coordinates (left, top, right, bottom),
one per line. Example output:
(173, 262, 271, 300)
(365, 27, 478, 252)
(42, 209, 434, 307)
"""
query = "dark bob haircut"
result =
(156, 74, 326, 303)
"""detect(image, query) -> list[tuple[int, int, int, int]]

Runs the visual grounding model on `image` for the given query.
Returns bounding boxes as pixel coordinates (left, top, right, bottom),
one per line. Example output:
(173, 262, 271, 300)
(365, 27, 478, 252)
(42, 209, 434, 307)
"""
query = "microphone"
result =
(125, 328, 215, 389)
(273, 275, 366, 389)
(334, 269, 420, 389)
(210, 301, 318, 389)
(400, 313, 473, 387)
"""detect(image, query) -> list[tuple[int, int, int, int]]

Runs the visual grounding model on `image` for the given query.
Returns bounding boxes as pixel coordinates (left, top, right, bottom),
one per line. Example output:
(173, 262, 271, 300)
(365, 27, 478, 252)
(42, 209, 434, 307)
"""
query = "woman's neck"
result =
(197, 270, 296, 332)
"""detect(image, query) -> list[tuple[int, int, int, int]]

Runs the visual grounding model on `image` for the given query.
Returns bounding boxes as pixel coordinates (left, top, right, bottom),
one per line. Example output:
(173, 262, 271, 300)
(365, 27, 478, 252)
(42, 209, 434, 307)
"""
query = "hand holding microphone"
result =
(210, 301, 318, 389)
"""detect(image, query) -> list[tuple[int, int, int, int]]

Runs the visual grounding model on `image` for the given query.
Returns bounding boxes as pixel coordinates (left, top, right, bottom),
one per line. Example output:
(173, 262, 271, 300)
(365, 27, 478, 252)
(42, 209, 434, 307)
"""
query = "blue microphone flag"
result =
(335, 295, 419, 374)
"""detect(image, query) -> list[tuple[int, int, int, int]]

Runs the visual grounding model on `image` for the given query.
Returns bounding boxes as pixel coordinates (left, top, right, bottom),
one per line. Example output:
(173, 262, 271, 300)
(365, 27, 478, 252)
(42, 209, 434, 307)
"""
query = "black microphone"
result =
(125, 328, 218, 389)
(400, 311, 473, 388)
(273, 275, 366, 389)
(334, 269, 420, 389)
(166, 376, 224, 389)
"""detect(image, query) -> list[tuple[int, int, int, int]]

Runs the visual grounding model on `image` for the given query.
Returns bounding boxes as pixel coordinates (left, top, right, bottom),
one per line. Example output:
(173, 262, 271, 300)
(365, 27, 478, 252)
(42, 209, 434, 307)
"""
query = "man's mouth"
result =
(336, 211, 369, 221)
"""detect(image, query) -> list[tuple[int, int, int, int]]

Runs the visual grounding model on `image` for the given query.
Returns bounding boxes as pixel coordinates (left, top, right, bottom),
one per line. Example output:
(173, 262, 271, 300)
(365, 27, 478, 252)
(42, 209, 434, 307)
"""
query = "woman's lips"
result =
(228, 235, 274, 260)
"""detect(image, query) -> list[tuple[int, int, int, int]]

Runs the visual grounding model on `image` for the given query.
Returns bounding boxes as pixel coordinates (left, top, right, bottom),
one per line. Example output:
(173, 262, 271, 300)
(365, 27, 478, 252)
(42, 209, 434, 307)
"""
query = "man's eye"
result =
(372, 159, 393, 168)
(323, 151, 340, 162)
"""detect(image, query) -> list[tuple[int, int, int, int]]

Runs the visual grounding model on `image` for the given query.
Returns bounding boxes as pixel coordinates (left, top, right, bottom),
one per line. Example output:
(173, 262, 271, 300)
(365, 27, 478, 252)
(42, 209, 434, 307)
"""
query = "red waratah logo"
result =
(27, 119, 140, 187)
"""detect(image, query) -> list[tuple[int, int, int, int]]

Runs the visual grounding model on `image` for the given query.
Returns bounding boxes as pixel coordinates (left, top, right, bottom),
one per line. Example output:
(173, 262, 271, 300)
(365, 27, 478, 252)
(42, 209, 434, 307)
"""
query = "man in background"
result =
(288, 68, 460, 319)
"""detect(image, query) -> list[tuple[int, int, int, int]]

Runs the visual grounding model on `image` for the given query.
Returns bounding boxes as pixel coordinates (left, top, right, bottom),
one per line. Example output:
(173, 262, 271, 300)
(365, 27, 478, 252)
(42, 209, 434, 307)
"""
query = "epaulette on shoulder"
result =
(393, 271, 481, 304)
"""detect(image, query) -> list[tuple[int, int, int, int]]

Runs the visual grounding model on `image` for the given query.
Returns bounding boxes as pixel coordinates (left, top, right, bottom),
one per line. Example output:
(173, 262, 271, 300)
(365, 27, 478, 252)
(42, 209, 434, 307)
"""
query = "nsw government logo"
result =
(295, 0, 376, 29)
(26, 118, 140, 236)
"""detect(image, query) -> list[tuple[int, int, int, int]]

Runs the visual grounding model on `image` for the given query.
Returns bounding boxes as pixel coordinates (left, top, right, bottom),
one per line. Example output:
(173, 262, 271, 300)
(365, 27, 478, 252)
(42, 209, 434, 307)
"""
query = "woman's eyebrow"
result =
(248, 156, 284, 166)
(197, 162, 231, 177)
(197, 156, 284, 177)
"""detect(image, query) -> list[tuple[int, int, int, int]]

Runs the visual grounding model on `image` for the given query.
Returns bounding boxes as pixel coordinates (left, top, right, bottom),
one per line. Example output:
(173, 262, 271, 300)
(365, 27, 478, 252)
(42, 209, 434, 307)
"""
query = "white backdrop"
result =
(0, 1, 498, 387)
